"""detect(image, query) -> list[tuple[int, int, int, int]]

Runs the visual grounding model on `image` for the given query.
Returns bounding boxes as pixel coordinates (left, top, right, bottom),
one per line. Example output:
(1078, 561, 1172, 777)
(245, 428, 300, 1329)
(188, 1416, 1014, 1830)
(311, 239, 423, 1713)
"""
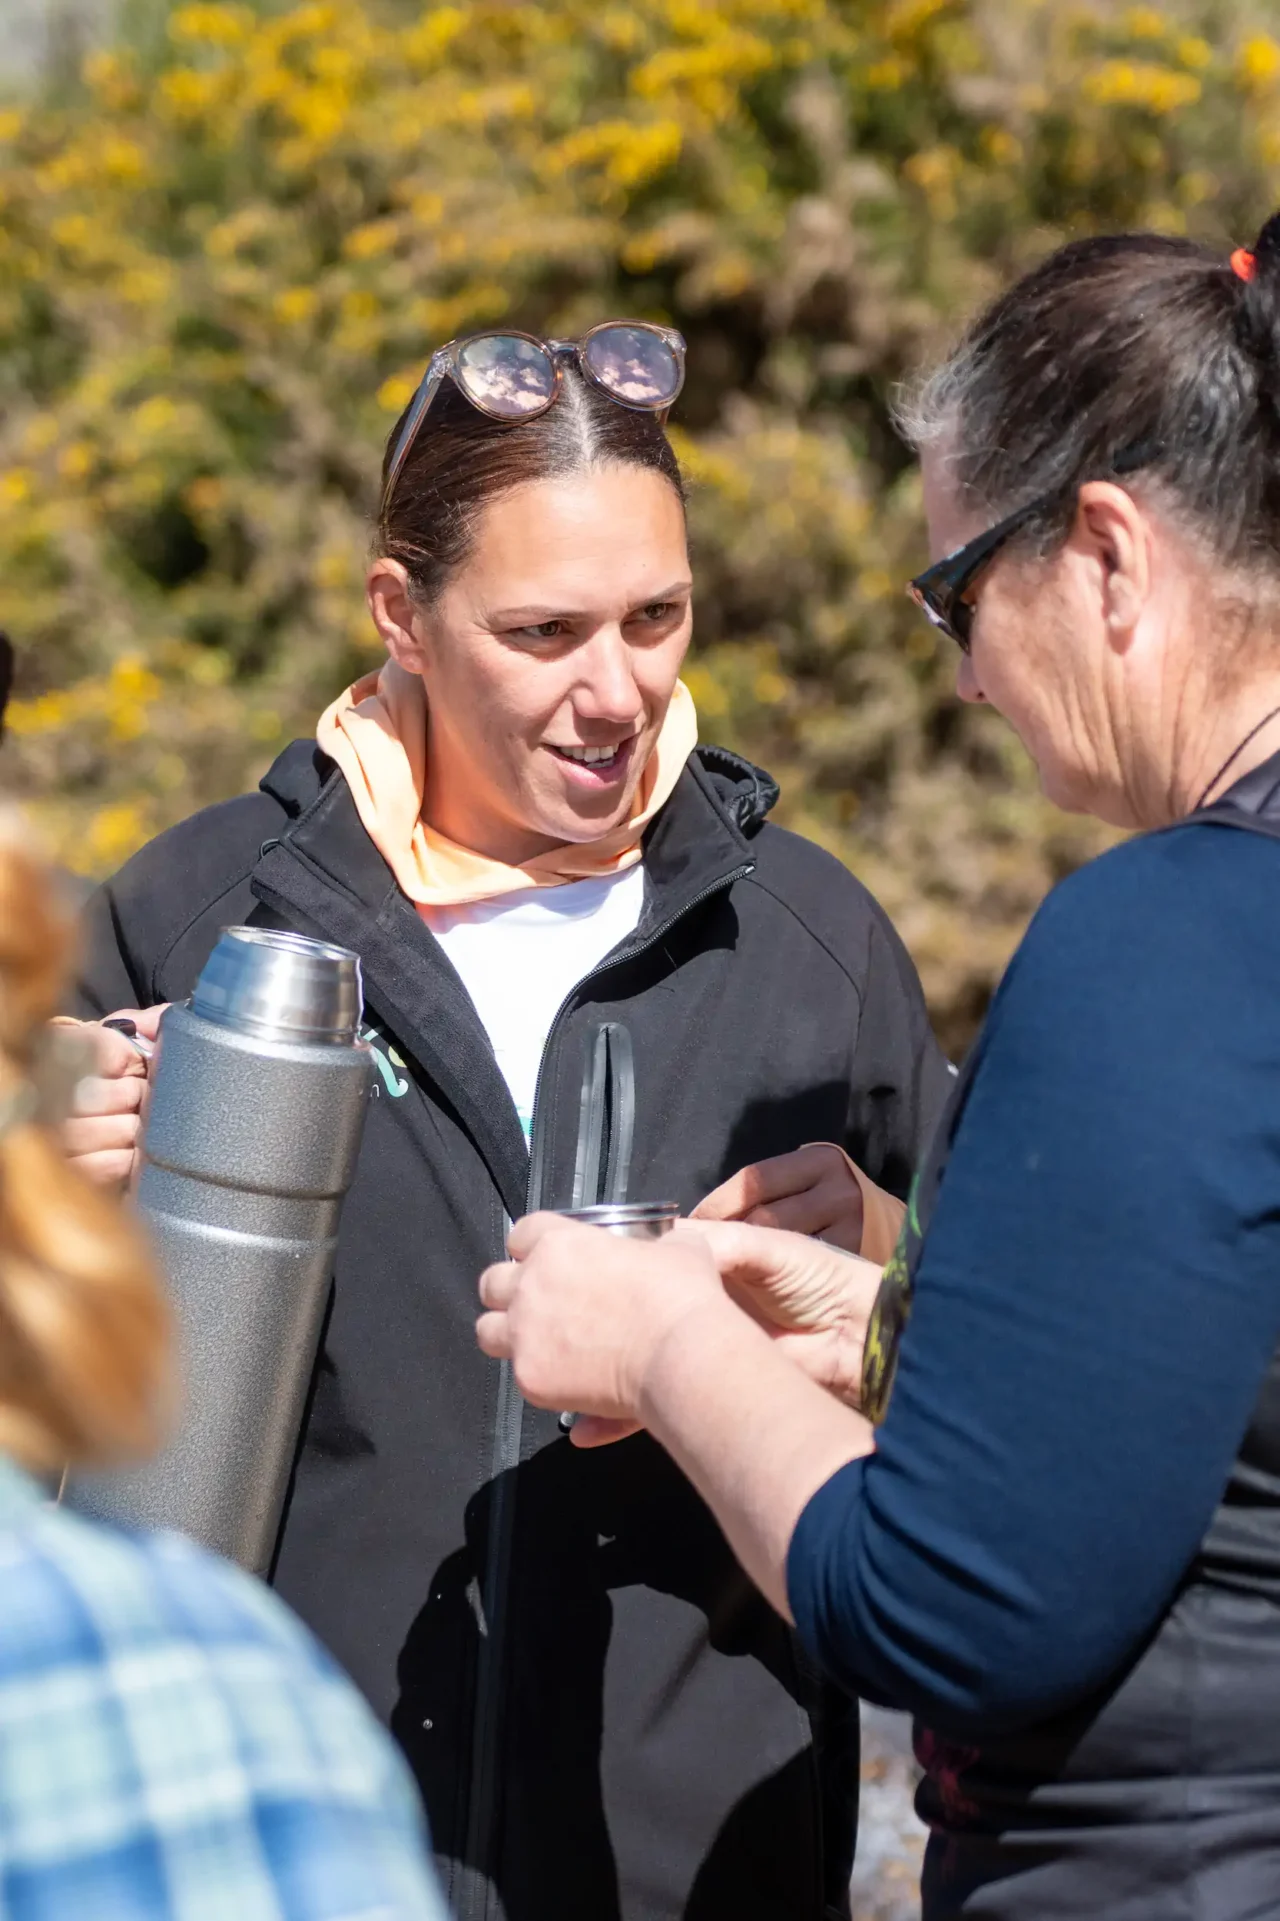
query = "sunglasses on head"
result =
(381, 321, 686, 515)
(906, 442, 1159, 652)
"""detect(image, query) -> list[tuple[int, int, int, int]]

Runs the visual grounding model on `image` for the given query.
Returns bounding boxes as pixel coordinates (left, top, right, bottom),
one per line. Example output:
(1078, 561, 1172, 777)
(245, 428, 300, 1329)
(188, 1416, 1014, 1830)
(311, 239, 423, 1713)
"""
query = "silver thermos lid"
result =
(191, 926, 363, 1043)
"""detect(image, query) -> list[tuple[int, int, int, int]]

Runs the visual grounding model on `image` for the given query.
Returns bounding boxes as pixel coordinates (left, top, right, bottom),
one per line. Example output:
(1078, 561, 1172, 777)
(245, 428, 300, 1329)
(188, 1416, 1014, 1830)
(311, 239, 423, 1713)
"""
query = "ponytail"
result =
(0, 825, 170, 1472)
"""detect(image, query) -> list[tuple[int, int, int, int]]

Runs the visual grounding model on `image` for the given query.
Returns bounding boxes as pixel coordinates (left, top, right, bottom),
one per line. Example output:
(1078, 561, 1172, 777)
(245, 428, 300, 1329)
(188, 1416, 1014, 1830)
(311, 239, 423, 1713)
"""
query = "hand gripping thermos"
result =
(71, 927, 372, 1574)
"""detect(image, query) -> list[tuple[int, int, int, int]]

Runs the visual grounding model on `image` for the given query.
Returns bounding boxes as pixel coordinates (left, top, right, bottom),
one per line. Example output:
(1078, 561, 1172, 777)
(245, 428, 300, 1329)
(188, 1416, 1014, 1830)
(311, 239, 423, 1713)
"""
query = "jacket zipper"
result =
(458, 862, 753, 1921)
(523, 863, 751, 1215)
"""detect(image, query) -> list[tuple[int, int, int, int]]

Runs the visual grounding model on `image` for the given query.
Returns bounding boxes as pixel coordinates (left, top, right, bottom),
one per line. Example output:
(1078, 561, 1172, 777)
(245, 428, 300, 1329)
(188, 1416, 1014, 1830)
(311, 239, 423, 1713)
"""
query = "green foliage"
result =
(4, 0, 1280, 1045)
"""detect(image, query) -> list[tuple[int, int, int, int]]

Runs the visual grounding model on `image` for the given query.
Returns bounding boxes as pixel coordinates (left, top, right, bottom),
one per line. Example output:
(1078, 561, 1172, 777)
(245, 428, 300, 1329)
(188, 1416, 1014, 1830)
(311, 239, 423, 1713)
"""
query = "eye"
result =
(634, 601, 674, 624)
(514, 619, 567, 641)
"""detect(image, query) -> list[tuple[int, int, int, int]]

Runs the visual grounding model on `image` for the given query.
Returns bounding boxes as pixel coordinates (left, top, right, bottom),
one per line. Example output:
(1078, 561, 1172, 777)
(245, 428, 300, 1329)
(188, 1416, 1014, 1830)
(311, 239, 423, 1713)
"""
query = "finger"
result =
(506, 1212, 588, 1260)
(743, 1192, 835, 1237)
(678, 1217, 800, 1279)
(814, 1209, 866, 1256)
(692, 1145, 839, 1221)
(570, 1416, 642, 1450)
(478, 1261, 519, 1311)
(71, 1147, 138, 1188)
(71, 1074, 145, 1120)
(743, 1175, 857, 1234)
(130, 1005, 169, 1043)
(63, 1113, 142, 1159)
(86, 1023, 152, 1081)
(689, 1175, 751, 1222)
(506, 1211, 564, 1259)
(791, 1167, 865, 1250)
(476, 1311, 512, 1361)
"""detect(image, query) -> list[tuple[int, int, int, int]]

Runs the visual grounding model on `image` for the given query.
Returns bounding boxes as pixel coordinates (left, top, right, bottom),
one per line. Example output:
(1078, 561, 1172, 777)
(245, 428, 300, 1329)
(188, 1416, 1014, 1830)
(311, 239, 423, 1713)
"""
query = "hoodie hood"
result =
(259, 738, 779, 847)
(694, 744, 780, 835)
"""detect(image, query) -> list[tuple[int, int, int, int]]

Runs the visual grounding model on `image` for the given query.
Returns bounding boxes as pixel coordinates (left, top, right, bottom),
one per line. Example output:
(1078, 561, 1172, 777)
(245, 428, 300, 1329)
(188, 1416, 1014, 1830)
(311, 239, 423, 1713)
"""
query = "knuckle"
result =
(69, 1115, 138, 1154)
(81, 1152, 129, 1187)
(70, 1079, 103, 1115)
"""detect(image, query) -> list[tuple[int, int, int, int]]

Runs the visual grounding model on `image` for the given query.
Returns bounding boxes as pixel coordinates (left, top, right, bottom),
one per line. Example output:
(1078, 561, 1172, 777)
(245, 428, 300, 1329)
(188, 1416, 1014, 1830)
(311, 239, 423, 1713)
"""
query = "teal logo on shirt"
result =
(361, 1024, 409, 1098)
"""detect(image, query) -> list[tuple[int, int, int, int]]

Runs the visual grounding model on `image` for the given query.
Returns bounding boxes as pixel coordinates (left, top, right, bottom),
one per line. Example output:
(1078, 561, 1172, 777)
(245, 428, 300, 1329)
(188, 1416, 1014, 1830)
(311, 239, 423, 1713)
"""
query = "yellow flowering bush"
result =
(4, 0, 1280, 1043)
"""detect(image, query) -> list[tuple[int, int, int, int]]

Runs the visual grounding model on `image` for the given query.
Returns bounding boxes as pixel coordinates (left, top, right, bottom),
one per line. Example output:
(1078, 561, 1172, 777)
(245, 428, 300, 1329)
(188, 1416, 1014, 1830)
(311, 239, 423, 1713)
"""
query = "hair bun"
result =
(1233, 210, 1280, 404)
(1251, 209, 1280, 273)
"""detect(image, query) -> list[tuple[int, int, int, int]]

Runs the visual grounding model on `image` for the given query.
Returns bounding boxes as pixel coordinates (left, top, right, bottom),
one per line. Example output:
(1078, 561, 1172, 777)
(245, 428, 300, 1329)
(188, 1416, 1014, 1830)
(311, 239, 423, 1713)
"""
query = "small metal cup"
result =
(555, 1201, 679, 1240)
(553, 1202, 679, 1430)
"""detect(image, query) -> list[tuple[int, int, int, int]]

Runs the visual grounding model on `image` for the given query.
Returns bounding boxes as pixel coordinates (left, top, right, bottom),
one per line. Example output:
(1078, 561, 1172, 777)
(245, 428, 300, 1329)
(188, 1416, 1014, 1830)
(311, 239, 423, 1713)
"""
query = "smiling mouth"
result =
(547, 737, 637, 777)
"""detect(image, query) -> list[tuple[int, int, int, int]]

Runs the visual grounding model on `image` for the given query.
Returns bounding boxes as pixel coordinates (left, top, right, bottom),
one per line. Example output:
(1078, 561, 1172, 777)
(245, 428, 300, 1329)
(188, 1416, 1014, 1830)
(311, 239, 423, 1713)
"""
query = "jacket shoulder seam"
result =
(740, 866, 867, 1010)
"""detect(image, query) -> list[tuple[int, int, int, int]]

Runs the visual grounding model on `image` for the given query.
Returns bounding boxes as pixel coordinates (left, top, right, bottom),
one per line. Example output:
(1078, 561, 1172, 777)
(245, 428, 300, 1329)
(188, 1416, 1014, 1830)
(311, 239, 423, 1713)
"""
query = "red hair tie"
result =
(1231, 247, 1256, 282)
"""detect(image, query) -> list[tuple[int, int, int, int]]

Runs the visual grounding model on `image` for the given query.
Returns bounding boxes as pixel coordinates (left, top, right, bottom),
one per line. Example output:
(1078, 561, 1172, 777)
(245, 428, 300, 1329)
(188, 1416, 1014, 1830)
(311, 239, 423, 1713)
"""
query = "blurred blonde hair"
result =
(0, 824, 169, 1472)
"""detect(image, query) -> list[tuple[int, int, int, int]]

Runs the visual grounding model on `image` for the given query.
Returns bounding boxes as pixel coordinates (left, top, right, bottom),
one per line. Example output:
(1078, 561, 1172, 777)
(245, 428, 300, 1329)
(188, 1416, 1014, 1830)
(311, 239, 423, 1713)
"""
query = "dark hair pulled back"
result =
(376, 363, 685, 602)
(902, 210, 1280, 572)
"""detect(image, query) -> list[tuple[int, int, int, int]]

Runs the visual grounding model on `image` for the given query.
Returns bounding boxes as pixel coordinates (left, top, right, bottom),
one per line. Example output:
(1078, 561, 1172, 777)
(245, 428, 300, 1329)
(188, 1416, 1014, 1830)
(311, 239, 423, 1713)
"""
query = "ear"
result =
(1070, 482, 1153, 654)
(367, 558, 428, 674)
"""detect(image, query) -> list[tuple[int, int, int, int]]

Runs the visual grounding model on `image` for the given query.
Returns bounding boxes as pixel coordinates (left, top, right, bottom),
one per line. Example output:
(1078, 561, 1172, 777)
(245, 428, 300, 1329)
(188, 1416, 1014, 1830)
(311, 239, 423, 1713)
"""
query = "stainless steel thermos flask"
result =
(71, 927, 372, 1574)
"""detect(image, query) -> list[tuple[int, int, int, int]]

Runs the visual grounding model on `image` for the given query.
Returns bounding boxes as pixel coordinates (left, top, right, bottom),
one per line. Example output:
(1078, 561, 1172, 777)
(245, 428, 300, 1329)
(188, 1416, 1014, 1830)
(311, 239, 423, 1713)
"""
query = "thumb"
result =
(133, 1003, 171, 1043)
(569, 1416, 642, 1450)
(506, 1210, 577, 1260)
(675, 1216, 790, 1285)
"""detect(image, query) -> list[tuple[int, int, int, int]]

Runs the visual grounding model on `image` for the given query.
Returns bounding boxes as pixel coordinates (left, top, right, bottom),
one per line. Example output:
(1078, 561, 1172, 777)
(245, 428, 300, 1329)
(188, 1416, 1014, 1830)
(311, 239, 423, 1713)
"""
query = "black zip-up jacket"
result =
(74, 739, 951, 1921)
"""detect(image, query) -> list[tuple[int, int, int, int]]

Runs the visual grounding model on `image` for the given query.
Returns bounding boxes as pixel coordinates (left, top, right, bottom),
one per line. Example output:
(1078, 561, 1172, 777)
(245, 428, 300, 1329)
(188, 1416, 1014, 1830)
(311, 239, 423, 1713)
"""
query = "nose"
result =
(956, 652, 987, 704)
(574, 627, 644, 728)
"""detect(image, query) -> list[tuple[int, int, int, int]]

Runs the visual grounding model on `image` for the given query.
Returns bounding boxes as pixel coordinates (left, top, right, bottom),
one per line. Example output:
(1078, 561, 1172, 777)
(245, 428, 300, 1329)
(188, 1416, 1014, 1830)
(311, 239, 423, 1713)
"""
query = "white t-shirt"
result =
(422, 865, 647, 1140)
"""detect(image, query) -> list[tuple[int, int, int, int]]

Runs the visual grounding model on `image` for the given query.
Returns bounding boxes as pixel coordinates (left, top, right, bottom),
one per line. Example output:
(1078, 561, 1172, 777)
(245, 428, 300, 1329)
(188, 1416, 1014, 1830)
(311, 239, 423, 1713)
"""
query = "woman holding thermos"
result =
(66, 326, 949, 1920)
(484, 218, 1280, 1919)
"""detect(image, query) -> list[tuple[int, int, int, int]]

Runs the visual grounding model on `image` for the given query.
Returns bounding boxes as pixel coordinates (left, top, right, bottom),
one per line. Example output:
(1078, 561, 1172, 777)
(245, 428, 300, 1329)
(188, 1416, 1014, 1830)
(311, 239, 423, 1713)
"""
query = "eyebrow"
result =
(487, 580, 694, 627)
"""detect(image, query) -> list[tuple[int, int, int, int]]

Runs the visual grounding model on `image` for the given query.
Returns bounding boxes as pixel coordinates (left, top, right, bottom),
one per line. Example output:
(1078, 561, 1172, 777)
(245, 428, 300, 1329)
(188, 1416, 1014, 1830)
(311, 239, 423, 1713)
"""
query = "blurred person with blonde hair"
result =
(0, 822, 447, 1920)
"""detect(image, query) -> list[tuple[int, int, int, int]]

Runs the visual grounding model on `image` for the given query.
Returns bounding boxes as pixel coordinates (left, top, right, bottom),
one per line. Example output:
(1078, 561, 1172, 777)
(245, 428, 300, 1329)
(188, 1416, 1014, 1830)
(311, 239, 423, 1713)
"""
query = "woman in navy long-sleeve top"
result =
(482, 210, 1280, 1920)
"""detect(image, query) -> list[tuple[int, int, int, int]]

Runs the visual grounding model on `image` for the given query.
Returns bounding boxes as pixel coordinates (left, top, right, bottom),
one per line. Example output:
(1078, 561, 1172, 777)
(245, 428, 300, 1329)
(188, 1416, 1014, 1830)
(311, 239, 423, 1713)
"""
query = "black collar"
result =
(1205, 744, 1280, 824)
(258, 749, 756, 942)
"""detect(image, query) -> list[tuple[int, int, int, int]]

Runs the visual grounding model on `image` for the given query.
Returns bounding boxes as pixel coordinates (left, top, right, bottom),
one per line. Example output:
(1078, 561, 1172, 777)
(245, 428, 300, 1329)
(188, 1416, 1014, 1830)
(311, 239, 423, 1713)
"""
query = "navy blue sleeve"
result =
(787, 824, 1280, 1737)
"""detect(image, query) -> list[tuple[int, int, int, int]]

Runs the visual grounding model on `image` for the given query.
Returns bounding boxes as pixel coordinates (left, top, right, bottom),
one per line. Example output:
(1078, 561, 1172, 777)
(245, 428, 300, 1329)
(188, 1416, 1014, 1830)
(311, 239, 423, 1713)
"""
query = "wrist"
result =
(637, 1292, 766, 1435)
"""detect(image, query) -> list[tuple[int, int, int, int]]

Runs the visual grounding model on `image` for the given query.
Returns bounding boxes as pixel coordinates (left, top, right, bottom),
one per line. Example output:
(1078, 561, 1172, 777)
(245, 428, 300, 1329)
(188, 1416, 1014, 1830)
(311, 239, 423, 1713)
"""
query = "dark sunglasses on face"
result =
(381, 321, 686, 515)
(905, 442, 1159, 653)
(907, 496, 1044, 653)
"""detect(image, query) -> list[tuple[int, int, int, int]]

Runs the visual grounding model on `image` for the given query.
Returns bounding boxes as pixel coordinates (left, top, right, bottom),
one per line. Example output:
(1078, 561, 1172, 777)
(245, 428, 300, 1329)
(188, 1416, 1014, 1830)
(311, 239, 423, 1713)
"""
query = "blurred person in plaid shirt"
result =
(0, 823, 448, 1921)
